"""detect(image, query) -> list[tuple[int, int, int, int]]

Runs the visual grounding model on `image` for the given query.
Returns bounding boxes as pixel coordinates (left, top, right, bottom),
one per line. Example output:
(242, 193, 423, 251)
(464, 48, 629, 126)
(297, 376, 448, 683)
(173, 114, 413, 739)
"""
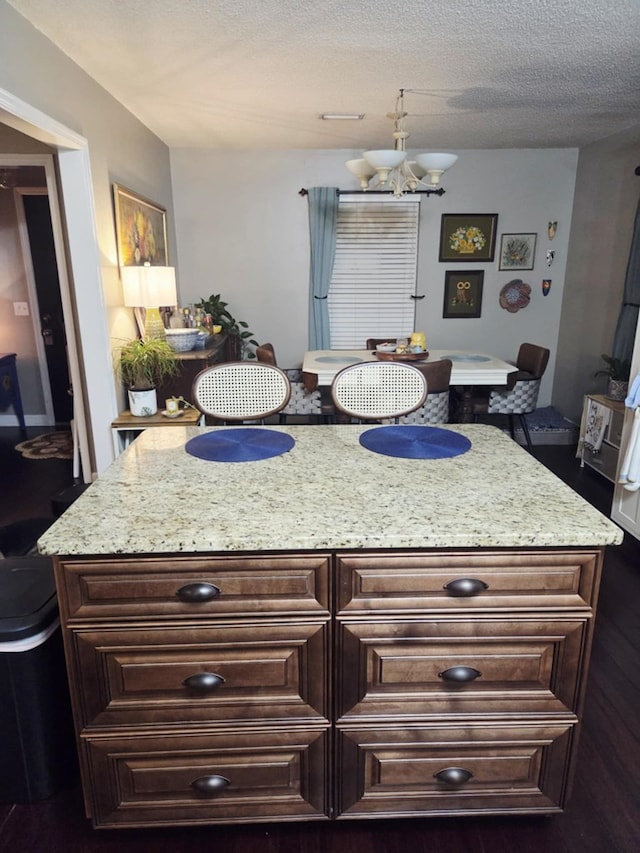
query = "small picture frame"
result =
(113, 183, 168, 268)
(498, 233, 537, 271)
(439, 213, 498, 262)
(442, 270, 484, 318)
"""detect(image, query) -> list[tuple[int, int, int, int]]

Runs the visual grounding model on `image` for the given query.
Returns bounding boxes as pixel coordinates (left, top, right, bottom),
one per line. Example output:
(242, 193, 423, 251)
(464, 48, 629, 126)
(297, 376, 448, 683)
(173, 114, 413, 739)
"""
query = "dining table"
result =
(302, 348, 518, 421)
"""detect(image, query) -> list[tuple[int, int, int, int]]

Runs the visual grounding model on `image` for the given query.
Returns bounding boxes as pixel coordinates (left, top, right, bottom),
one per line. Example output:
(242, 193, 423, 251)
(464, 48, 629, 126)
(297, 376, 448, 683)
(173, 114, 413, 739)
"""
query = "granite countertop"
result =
(38, 424, 623, 556)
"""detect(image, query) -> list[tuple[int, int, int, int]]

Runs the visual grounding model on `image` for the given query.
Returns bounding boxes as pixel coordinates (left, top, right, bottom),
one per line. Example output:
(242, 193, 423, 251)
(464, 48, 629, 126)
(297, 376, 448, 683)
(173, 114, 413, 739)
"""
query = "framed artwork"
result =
(498, 233, 537, 270)
(439, 213, 498, 262)
(443, 270, 484, 318)
(113, 183, 168, 267)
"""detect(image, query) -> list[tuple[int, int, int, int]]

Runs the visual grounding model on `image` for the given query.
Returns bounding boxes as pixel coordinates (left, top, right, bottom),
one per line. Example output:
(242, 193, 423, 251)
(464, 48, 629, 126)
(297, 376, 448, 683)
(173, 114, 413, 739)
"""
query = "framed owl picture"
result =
(443, 270, 484, 318)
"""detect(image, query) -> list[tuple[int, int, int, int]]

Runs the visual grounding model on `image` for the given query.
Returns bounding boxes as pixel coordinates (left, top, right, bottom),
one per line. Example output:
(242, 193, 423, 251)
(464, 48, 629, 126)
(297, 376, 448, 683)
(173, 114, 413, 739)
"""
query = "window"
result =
(328, 194, 421, 348)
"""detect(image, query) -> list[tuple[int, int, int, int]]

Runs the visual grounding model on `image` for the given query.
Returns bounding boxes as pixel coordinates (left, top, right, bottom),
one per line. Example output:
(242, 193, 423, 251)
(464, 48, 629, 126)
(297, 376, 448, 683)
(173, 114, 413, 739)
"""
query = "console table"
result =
(0, 352, 26, 435)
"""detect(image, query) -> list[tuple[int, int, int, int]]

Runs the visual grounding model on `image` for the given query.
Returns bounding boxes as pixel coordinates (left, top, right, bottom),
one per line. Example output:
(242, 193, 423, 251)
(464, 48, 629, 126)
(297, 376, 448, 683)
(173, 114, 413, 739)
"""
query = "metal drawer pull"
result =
(439, 666, 481, 682)
(434, 767, 473, 786)
(191, 775, 230, 795)
(183, 672, 225, 691)
(176, 582, 221, 602)
(443, 578, 488, 597)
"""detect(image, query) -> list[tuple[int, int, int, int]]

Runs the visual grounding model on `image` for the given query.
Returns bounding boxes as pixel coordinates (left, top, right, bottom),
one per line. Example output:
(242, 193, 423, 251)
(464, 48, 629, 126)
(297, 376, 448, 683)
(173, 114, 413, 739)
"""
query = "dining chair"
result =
(256, 342, 325, 423)
(394, 359, 453, 424)
(331, 361, 427, 423)
(472, 342, 550, 452)
(192, 361, 291, 423)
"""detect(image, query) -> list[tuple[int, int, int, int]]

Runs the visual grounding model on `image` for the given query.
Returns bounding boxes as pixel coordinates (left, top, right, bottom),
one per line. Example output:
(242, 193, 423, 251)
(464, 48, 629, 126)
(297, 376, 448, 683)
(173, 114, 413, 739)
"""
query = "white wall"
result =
(171, 147, 578, 407)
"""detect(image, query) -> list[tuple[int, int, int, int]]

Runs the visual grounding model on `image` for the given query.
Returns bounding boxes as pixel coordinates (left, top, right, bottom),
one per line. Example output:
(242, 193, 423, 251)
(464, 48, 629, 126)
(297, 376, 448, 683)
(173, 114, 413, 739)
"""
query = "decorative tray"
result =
(374, 350, 430, 361)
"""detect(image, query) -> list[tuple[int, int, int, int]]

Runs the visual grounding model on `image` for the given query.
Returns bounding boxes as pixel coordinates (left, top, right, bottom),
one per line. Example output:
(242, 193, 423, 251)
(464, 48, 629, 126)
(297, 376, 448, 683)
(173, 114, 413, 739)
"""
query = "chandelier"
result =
(346, 89, 458, 197)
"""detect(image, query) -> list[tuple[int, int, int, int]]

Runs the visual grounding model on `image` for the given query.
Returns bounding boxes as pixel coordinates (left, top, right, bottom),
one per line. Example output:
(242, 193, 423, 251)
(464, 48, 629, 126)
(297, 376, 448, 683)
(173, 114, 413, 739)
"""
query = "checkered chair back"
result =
(486, 378, 542, 414)
(331, 362, 427, 422)
(389, 359, 453, 425)
(192, 362, 291, 422)
(282, 369, 322, 416)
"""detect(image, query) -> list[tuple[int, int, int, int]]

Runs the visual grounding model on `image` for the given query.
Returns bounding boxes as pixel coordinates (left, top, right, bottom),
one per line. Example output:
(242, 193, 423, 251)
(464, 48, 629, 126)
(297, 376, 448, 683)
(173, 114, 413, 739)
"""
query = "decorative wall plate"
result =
(499, 279, 531, 313)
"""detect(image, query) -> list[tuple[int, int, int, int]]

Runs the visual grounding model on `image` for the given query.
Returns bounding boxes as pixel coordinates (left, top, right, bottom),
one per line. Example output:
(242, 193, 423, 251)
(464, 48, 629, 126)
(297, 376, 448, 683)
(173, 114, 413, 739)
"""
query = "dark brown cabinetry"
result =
(54, 548, 603, 828)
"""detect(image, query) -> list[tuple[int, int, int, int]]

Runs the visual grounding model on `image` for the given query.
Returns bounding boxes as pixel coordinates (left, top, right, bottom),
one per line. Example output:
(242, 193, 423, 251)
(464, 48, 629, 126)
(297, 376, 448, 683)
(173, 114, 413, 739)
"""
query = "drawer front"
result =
(73, 621, 329, 728)
(338, 617, 587, 720)
(337, 722, 574, 817)
(337, 551, 600, 613)
(57, 554, 331, 620)
(84, 728, 329, 827)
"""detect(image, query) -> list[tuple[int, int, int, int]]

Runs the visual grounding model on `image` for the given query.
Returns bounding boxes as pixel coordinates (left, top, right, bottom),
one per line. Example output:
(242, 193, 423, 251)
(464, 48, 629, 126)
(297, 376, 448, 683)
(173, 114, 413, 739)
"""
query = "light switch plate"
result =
(13, 301, 30, 316)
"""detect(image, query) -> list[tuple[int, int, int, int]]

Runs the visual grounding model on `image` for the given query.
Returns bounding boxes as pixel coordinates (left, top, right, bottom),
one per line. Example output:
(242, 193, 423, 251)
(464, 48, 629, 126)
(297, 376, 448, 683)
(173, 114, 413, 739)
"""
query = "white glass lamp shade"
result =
(346, 158, 376, 189)
(121, 265, 178, 308)
(414, 153, 458, 185)
(363, 150, 407, 170)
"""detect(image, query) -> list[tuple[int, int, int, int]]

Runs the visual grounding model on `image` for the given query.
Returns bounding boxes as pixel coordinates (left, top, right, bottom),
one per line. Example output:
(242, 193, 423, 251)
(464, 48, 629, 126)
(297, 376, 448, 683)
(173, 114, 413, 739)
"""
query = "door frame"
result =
(13, 184, 57, 425)
(0, 87, 119, 480)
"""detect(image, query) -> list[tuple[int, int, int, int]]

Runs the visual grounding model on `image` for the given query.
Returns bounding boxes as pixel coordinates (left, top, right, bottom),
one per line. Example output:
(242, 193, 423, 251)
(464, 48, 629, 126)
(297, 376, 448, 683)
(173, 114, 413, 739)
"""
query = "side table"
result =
(111, 408, 204, 456)
(0, 352, 26, 435)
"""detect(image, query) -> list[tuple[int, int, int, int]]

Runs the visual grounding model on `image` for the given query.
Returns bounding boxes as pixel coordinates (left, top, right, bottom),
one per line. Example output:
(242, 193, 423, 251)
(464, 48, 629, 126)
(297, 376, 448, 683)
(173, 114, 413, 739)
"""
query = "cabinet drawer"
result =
(338, 617, 588, 720)
(57, 554, 330, 620)
(73, 621, 329, 728)
(337, 721, 574, 817)
(83, 728, 329, 828)
(337, 551, 600, 613)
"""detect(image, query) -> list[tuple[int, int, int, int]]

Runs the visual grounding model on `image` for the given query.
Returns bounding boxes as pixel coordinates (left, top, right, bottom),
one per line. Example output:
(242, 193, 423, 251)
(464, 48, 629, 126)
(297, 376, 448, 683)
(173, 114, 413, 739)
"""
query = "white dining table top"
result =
(302, 349, 518, 386)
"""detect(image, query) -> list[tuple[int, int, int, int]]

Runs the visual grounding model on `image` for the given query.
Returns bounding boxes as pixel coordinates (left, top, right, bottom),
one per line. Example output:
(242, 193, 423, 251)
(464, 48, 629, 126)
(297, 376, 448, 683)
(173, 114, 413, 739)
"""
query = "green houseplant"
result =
(595, 353, 631, 401)
(115, 338, 179, 416)
(195, 293, 259, 359)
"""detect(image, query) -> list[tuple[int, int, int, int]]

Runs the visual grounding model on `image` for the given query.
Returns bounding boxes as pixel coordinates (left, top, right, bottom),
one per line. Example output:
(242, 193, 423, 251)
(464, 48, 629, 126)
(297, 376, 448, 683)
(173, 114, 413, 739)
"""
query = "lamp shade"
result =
(363, 150, 407, 170)
(121, 265, 177, 308)
(414, 153, 458, 172)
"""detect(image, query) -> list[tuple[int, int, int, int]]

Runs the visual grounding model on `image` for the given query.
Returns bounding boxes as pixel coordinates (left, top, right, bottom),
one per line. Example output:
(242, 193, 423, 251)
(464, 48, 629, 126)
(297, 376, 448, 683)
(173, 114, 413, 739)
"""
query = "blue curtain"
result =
(307, 187, 338, 349)
(612, 198, 640, 364)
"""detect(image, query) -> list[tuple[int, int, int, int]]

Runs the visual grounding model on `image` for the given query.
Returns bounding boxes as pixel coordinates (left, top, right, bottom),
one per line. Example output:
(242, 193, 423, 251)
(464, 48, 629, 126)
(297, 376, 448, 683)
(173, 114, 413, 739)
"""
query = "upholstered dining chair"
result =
(331, 361, 427, 423)
(472, 342, 550, 453)
(192, 361, 291, 423)
(394, 358, 453, 424)
(256, 342, 325, 423)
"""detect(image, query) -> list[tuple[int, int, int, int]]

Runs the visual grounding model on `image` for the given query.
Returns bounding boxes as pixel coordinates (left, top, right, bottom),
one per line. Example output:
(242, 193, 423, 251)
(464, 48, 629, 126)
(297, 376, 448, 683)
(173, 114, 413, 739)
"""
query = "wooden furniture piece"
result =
(579, 393, 625, 482)
(39, 424, 621, 830)
(110, 407, 204, 455)
(155, 334, 232, 405)
(0, 352, 26, 435)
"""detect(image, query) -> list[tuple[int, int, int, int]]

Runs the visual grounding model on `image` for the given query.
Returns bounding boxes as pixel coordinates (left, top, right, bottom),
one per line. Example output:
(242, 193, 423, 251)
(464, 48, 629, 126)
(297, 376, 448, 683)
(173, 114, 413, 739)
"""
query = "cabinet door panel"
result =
(338, 618, 587, 720)
(58, 554, 331, 620)
(337, 551, 600, 613)
(85, 729, 329, 827)
(74, 622, 329, 727)
(337, 722, 573, 817)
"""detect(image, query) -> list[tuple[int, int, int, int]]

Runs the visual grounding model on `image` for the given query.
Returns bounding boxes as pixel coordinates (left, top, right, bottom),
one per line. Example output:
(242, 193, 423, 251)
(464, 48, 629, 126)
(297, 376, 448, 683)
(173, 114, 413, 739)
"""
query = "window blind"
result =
(328, 194, 421, 349)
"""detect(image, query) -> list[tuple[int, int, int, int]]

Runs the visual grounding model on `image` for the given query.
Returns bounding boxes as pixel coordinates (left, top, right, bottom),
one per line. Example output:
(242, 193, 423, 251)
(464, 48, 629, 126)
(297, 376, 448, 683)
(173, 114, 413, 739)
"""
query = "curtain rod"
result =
(298, 187, 445, 197)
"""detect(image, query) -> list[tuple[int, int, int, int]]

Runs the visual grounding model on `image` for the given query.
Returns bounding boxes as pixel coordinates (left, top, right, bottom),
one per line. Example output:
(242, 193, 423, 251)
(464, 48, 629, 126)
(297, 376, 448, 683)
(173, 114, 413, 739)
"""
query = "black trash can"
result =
(0, 556, 77, 802)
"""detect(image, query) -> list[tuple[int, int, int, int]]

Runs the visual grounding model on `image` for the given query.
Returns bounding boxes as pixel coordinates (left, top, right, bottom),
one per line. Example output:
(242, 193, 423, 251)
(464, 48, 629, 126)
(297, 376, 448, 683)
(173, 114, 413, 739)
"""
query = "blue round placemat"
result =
(185, 428, 295, 462)
(440, 354, 490, 363)
(359, 425, 471, 459)
(316, 356, 362, 364)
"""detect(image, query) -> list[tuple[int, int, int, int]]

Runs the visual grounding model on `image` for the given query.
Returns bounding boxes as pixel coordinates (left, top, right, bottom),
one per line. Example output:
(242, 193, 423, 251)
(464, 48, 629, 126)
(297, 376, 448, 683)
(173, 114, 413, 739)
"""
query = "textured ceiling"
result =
(6, 0, 640, 150)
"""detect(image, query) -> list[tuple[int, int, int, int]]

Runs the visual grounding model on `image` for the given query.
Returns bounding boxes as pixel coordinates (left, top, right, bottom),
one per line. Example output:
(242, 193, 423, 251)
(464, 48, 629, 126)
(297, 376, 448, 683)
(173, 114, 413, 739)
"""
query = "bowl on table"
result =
(165, 328, 199, 352)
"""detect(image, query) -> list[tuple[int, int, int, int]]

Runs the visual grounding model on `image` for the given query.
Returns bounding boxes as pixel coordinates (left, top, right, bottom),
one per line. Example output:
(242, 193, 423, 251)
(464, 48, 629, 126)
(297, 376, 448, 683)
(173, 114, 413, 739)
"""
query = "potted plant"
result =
(595, 353, 631, 401)
(115, 338, 179, 416)
(195, 293, 259, 359)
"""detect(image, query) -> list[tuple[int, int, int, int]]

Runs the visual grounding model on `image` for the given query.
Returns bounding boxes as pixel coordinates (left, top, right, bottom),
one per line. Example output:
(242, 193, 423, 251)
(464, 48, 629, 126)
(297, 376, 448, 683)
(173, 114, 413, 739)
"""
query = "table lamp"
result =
(121, 264, 178, 339)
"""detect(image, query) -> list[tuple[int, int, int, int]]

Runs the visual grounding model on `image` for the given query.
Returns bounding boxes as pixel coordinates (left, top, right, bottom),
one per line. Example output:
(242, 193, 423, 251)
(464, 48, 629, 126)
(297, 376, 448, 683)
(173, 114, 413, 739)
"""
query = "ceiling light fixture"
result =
(346, 89, 458, 197)
(321, 113, 365, 120)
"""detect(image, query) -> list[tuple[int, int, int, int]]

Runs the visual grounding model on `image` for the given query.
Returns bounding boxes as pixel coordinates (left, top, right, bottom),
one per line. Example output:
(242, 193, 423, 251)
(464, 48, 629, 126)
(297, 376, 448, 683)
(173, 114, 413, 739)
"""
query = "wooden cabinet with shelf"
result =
(579, 393, 625, 482)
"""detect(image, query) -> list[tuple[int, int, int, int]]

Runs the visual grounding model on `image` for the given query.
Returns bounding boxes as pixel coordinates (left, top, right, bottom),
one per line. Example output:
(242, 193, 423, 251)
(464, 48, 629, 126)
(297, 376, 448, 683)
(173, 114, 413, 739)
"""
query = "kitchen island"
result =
(39, 424, 622, 829)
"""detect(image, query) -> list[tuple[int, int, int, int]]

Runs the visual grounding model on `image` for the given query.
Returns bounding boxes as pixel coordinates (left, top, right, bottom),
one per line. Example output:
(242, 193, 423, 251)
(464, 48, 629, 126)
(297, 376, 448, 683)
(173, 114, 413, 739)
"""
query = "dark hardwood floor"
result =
(1, 433, 639, 852)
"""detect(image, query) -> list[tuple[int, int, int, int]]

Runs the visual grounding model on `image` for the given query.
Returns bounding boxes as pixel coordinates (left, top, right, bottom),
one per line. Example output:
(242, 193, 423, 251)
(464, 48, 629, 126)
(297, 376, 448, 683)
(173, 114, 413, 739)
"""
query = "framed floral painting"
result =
(442, 270, 484, 318)
(113, 183, 168, 267)
(439, 213, 498, 262)
(498, 233, 537, 270)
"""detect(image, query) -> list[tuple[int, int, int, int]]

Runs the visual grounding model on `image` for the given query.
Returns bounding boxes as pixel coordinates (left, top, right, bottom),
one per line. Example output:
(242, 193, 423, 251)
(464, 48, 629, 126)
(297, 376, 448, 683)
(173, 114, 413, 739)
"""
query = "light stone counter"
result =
(38, 424, 623, 556)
